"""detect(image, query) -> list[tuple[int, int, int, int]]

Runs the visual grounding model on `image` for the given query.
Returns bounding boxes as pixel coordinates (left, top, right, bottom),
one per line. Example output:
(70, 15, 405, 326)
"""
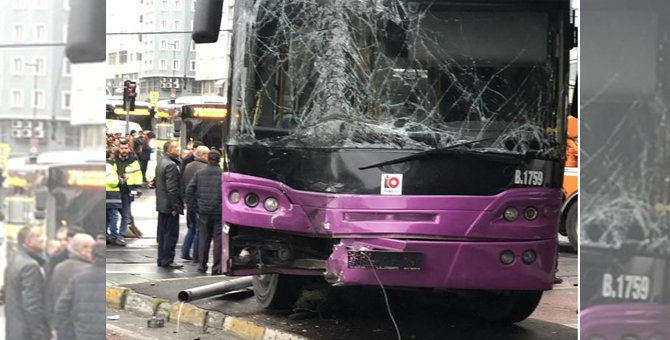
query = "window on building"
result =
(192, 0, 196, 11)
(11, 90, 23, 108)
(228, 5, 234, 21)
(159, 59, 167, 70)
(62, 92, 72, 109)
(190, 60, 196, 71)
(191, 40, 196, 51)
(13, 24, 25, 41)
(119, 51, 128, 64)
(64, 0, 70, 10)
(172, 59, 180, 71)
(161, 20, 168, 30)
(35, 24, 46, 41)
(13, 0, 26, 9)
(34, 57, 46, 75)
(191, 81, 202, 95)
(148, 60, 154, 69)
(160, 40, 168, 50)
(33, 90, 45, 108)
(65, 126, 80, 146)
(174, 20, 181, 30)
(12, 57, 24, 75)
(161, 0, 168, 10)
(173, 40, 181, 51)
(137, 53, 142, 61)
(174, 0, 181, 10)
(63, 59, 71, 76)
(35, 0, 47, 9)
(108, 53, 117, 65)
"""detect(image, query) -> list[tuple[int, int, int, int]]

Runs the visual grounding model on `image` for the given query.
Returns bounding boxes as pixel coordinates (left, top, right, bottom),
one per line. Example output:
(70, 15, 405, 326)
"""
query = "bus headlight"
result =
(524, 207, 539, 221)
(264, 197, 279, 212)
(620, 336, 639, 340)
(500, 250, 515, 265)
(586, 336, 606, 340)
(650, 334, 665, 340)
(522, 250, 536, 264)
(503, 207, 518, 221)
(244, 193, 259, 208)
(229, 191, 241, 204)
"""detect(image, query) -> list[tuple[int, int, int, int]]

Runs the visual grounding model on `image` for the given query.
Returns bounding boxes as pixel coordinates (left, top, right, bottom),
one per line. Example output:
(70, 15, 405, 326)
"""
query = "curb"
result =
(105, 286, 312, 340)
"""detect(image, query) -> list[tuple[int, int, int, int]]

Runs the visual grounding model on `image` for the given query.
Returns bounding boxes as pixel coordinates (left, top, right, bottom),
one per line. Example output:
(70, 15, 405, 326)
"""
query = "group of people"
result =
(155, 141, 223, 274)
(3, 226, 105, 340)
(106, 129, 154, 186)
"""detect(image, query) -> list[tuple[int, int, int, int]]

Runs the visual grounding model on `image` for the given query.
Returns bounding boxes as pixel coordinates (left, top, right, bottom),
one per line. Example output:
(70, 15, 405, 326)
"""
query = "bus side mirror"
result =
(65, 0, 106, 63)
(173, 120, 182, 138)
(34, 190, 48, 220)
(193, 0, 224, 44)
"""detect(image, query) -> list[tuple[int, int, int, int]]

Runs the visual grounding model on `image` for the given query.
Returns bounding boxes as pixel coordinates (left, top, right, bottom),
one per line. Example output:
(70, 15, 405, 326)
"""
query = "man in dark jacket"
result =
(54, 242, 106, 340)
(185, 150, 223, 275)
(179, 141, 196, 174)
(155, 141, 184, 269)
(138, 131, 154, 185)
(45, 226, 74, 282)
(47, 233, 94, 334)
(4, 226, 49, 340)
(180, 145, 209, 261)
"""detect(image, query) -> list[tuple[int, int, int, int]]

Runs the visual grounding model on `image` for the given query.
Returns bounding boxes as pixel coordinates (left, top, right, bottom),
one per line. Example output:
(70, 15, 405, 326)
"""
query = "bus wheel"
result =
(468, 290, 543, 323)
(252, 274, 305, 310)
(566, 203, 578, 252)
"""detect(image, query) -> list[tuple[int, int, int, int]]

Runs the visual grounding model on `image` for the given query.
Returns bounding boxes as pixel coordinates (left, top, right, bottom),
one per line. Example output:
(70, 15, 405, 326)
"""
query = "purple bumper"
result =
(222, 173, 561, 290)
(581, 304, 670, 339)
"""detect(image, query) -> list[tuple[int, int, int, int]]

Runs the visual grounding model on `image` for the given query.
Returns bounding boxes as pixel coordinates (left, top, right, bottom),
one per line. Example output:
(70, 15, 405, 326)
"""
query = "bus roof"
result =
(174, 96, 227, 105)
(107, 98, 154, 108)
(37, 150, 103, 165)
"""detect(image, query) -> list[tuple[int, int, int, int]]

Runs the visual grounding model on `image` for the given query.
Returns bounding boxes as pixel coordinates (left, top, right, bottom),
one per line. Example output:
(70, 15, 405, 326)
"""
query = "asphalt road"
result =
(107, 190, 578, 340)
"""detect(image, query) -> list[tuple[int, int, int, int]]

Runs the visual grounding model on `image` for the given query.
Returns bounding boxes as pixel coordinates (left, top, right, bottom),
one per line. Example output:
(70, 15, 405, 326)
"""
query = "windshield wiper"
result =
(359, 138, 491, 170)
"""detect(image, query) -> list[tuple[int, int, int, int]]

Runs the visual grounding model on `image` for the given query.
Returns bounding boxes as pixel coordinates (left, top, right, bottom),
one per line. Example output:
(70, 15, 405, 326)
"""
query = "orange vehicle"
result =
(560, 114, 578, 250)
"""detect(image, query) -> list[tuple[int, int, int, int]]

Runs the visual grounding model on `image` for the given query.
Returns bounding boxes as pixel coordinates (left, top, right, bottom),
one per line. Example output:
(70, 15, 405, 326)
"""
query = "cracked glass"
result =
(227, 0, 565, 157)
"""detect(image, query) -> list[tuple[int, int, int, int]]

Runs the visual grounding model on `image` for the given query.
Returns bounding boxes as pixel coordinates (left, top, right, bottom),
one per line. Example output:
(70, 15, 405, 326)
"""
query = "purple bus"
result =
(580, 0, 670, 338)
(194, 0, 574, 322)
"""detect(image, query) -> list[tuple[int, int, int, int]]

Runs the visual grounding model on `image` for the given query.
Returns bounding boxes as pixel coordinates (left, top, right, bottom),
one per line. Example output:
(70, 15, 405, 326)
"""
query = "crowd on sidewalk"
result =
(105, 130, 223, 275)
(2, 226, 106, 340)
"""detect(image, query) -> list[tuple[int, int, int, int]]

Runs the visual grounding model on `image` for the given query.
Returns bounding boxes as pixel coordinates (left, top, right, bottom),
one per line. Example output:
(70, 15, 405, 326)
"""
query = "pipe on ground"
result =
(177, 276, 254, 302)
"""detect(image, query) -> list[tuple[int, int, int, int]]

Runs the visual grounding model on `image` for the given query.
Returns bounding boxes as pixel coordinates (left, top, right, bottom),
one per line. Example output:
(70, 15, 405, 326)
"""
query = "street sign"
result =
(0, 143, 10, 177)
(170, 87, 177, 99)
(29, 138, 39, 155)
(150, 91, 159, 106)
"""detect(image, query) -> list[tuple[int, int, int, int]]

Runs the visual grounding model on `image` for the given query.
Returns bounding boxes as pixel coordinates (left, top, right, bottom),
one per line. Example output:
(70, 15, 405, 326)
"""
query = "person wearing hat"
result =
(185, 150, 223, 275)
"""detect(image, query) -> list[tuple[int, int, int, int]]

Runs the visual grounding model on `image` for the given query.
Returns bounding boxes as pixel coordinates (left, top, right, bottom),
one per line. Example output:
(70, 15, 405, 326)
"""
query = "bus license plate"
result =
(348, 251, 423, 271)
(602, 273, 651, 301)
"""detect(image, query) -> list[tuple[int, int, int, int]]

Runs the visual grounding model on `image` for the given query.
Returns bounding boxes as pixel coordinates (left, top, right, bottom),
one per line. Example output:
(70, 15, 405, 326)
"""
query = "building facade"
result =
(0, 0, 80, 156)
(138, 0, 199, 102)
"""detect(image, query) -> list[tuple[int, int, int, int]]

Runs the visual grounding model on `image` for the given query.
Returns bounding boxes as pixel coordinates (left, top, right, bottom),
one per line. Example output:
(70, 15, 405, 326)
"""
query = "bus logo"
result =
(381, 174, 403, 195)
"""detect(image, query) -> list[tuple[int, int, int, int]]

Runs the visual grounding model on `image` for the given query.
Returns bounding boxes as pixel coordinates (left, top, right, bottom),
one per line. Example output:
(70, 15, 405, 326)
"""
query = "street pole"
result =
(25, 62, 39, 157)
(125, 89, 131, 135)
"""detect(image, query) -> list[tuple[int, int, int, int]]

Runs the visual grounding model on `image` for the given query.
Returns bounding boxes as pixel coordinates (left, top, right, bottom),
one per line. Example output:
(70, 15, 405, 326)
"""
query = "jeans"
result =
(106, 208, 119, 241)
(116, 194, 132, 239)
(157, 212, 180, 267)
(181, 203, 199, 260)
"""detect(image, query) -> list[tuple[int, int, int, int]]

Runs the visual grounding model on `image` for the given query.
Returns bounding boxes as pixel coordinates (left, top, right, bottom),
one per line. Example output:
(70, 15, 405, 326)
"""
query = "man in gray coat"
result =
(180, 145, 209, 262)
(155, 142, 184, 269)
(4, 226, 49, 340)
(47, 233, 94, 334)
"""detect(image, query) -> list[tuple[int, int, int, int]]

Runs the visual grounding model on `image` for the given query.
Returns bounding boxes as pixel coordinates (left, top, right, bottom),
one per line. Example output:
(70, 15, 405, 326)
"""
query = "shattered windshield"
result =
(228, 0, 564, 154)
(581, 6, 670, 250)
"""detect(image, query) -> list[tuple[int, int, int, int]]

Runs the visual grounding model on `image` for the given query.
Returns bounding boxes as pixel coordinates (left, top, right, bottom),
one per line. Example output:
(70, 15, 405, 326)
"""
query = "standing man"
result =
(155, 142, 184, 269)
(106, 149, 122, 245)
(180, 146, 209, 261)
(137, 131, 153, 186)
(185, 150, 223, 275)
(45, 226, 74, 283)
(53, 242, 106, 340)
(4, 226, 49, 340)
(179, 141, 197, 174)
(113, 140, 143, 246)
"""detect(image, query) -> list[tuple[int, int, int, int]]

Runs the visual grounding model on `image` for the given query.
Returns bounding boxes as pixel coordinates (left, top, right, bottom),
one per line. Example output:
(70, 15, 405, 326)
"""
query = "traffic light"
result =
(123, 80, 138, 112)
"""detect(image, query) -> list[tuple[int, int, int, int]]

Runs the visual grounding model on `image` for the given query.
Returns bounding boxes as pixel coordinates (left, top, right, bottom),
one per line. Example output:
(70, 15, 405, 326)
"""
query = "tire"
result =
(468, 290, 543, 323)
(566, 202, 578, 252)
(252, 274, 305, 310)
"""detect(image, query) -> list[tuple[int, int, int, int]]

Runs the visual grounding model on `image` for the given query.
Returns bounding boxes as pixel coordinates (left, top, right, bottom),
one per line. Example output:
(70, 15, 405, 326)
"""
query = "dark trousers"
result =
(139, 159, 149, 183)
(198, 213, 223, 274)
(157, 212, 180, 267)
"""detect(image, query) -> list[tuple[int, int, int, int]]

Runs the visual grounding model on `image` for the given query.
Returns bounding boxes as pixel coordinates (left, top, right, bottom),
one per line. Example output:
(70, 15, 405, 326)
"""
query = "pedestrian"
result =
(45, 226, 74, 283)
(47, 234, 95, 338)
(112, 140, 143, 246)
(4, 226, 50, 340)
(185, 150, 223, 275)
(155, 141, 184, 269)
(179, 141, 196, 173)
(180, 145, 209, 262)
(106, 149, 122, 244)
(53, 242, 106, 340)
(138, 131, 154, 186)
